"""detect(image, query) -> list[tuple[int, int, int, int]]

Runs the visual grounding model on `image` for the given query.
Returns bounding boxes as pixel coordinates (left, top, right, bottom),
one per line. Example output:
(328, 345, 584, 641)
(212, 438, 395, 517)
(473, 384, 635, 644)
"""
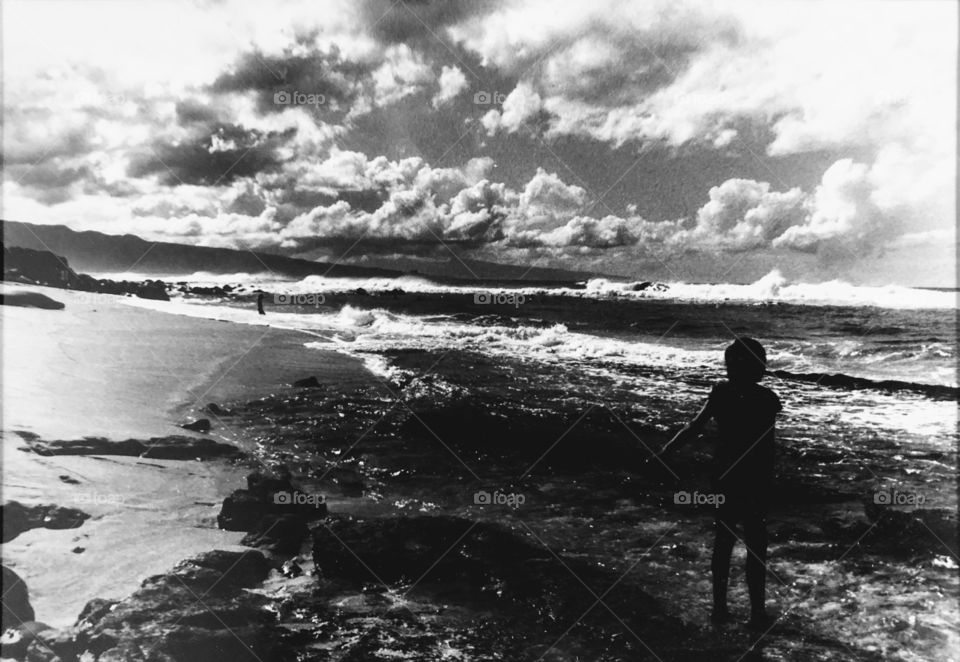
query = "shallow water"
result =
(130, 287, 957, 659)
(213, 335, 956, 661)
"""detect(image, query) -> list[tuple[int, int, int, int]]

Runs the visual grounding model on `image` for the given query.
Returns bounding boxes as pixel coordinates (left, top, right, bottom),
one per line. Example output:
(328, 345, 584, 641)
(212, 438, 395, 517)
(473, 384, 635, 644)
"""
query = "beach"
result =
(1, 279, 957, 660)
(1, 283, 370, 628)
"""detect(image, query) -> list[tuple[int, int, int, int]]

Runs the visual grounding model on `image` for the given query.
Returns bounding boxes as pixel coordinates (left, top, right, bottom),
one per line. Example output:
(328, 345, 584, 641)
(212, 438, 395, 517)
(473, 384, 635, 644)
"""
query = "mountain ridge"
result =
(2, 220, 599, 284)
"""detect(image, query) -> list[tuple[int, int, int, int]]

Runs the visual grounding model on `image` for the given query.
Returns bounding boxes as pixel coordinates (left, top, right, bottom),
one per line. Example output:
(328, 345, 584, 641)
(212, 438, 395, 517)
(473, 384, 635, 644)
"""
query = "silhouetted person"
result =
(656, 337, 781, 629)
(257, 292, 266, 315)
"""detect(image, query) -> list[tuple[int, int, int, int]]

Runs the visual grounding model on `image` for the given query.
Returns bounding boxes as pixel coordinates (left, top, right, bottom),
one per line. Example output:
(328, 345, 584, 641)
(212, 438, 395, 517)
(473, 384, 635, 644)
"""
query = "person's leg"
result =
(711, 504, 737, 622)
(743, 502, 769, 627)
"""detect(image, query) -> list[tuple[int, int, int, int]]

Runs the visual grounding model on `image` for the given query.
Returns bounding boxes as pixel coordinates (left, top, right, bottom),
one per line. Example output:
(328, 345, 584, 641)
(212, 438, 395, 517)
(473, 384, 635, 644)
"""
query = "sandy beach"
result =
(1, 283, 371, 627)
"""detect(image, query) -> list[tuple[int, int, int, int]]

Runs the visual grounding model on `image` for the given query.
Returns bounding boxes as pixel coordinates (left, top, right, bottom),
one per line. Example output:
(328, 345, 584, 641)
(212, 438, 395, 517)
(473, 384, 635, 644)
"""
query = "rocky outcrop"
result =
(240, 514, 309, 556)
(18, 436, 242, 461)
(1, 566, 35, 631)
(217, 469, 327, 534)
(0, 292, 65, 309)
(2, 501, 90, 543)
(3, 244, 169, 301)
(5, 551, 284, 662)
(179, 419, 212, 433)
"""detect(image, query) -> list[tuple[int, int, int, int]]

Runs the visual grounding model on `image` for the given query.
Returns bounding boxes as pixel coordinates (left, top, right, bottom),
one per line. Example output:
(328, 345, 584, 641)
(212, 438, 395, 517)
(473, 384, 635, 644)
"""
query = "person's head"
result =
(724, 337, 767, 383)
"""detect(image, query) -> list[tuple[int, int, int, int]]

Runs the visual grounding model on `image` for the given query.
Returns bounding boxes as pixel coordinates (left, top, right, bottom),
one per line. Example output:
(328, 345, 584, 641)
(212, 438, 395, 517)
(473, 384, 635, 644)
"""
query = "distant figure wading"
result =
(257, 292, 266, 315)
(655, 337, 782, 630)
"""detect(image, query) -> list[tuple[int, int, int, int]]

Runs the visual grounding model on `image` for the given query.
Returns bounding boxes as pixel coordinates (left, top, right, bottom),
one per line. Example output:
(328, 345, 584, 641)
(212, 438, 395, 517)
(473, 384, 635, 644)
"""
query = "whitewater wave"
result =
(231, 270, 957, 310)
(580, 270, 956, 310)
(104, 267, 955, 310)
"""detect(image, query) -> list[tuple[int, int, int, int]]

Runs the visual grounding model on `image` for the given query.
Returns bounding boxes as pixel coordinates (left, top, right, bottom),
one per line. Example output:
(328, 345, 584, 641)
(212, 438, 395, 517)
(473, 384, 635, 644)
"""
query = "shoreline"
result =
(1, 283, 373, 627)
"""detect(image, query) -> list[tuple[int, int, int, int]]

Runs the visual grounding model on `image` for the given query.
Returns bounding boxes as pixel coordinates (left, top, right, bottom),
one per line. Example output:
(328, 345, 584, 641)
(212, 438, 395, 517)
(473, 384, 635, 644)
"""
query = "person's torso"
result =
(710, 381, 780, 487)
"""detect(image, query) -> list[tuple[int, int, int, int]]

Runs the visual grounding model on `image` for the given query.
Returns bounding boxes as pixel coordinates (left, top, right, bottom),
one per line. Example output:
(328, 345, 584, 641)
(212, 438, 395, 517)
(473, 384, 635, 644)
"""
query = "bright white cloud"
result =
(433, 65, 469, 107)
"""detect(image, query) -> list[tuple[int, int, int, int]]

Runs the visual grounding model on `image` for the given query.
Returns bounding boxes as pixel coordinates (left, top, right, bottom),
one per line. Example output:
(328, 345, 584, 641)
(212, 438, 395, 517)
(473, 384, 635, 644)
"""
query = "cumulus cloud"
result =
(676, 178, 808, 252)
(433, 65, 469, 107)
(3, 0, 953, 285)
(773, 159, 897, 255)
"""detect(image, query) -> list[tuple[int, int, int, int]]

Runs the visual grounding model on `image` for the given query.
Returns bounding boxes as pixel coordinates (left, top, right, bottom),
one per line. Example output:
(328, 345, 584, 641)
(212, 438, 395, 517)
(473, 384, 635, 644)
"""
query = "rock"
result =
(19, 436, 242, 461)
(241, 514, 309, 556)
(204, 403, 231, 417)
(133, 280, 168, 301)
(291, 376, 322, 388)
(28, 626, 78, 662)
(71, 547, 85, 554)
(76, 598, 118, 628)
(864, 502, 958, 557)
(67, 550, 283, 661)
(179, 419, 211, 433)
(58, 475, 80, 485)
(2, 566, 35, 630)
(217, 479, 327, 533)
(0, 292, 65, 310)
(246, 468, 295, 495)
(216, 489, 271, 532)
(0, 621, 53, 660)
(2, 245, 169, 302)
(170, 550, 270, 591)
(306, 515, 690, 658)
(2, 502, 90, 543)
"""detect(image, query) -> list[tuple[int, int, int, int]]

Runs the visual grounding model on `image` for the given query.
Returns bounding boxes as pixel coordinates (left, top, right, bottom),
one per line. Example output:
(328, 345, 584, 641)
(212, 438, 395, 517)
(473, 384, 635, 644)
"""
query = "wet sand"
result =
(1, 283, 371, 626)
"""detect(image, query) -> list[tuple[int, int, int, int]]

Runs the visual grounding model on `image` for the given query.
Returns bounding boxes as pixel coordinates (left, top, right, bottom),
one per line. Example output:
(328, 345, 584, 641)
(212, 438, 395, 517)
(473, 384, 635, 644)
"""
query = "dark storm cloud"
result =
(128, 124, 293, 186)
(9, 160, 92, 204)
(360, 0, 501, 44)
(210, 45, 366, 115)
(175, 99, 223, 126)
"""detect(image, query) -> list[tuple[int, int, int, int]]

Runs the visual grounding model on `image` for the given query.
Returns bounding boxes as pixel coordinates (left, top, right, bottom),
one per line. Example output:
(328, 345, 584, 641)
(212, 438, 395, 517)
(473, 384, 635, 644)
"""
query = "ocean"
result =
(116, 269, 957, 660)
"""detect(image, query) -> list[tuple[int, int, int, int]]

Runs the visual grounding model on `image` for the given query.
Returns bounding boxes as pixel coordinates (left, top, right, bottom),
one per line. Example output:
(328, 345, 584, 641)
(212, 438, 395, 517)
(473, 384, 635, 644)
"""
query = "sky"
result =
(3, 0, 956, 286)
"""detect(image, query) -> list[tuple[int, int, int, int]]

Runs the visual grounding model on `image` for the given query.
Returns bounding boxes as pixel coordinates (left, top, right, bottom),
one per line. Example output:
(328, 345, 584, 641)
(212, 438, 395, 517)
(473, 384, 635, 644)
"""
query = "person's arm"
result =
(655, 399, 713, 460)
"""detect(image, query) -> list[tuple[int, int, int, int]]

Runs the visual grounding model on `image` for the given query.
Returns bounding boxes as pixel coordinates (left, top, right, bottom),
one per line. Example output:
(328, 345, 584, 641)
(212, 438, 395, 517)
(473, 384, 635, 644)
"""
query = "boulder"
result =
(218, 470, 326, 533)
(19, 436, 242, 461)
(2, 566, 35, 630)
(0, 621, 53, 660)
(0, 292, 65, 310)
(241, 514, 309, 556)
(216, 489, 271, 532)
(2, 501, 90, 543)
(64, 550, 281, 661)
(291, 376, 322, 388)
(179, 419, 211, 433)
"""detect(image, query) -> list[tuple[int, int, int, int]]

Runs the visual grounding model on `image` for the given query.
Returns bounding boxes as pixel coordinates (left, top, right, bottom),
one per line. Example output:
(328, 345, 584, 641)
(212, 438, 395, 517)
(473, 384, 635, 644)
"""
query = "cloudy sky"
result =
(3, 0, 956, 285)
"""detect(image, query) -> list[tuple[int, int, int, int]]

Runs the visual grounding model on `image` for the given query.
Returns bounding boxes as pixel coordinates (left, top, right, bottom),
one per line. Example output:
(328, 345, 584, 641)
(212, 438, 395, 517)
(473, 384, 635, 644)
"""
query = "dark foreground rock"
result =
(241, 514, 309, 556)
(863, 501, 958, 557)
(300, 514, 704, 661)
(18, 435, 242, 461)
(6, 551, 282, 662)
(2, 501, 90, 543)
(1, 566, 35, 631)
(0, 292, 65, 309)
(217, 469, 327, 533)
